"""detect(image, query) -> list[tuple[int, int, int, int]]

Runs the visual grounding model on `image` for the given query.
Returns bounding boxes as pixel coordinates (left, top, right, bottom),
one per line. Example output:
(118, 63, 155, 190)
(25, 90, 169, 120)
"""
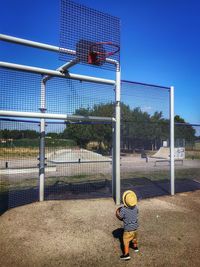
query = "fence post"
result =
(170, 86, 175, 195)
(112, 124, 116, 199)
(114, 64, 121, 205)
(39, 79, 46, 201)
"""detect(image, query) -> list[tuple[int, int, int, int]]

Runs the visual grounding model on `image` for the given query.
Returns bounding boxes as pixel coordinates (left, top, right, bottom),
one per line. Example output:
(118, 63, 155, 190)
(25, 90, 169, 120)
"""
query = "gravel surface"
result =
(0, 190, 200, 267)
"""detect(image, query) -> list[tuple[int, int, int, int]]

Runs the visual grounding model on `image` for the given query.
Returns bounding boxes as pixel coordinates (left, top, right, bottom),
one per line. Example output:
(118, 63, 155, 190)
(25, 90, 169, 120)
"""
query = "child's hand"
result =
(116, 207, 123, 221)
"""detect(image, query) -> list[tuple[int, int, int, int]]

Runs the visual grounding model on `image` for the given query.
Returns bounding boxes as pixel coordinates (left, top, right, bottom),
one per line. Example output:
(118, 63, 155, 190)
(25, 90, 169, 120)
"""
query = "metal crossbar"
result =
(0, 110, 115, 122)
(0, 61, 115, 85)
(0, 34, 118, 66)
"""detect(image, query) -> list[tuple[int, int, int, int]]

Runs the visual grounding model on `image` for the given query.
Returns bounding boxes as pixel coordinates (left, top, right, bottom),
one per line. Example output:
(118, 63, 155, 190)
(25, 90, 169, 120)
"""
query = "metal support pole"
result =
(0, 34, 118, 66)
(170, 86, 175, 195)
(0, 34, 76, 55)
(39, 118, 45, 201)
(112, 123, 116, 199)
(0, 61, 115, 86)
(114, 64, 121, 205)
(57, 58, 80, 72)
(39, 79, 46, 201)
(0, 110, 115, 122)
(44, 58, 80, 82)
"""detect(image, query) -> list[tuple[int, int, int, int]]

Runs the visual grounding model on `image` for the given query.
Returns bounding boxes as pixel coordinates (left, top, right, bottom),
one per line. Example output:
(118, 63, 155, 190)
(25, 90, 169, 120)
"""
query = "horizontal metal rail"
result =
(0, 110, 116, 122)
(121, 79, 170, 90)
(0, 34, 76, 55)
(48, 160, 112, 164)
(0, 61, 115, 85)
(0, 34, 118, 65)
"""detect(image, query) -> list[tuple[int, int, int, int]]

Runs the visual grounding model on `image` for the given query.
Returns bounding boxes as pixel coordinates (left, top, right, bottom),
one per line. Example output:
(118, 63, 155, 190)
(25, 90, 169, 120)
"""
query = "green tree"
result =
(62, 103, 114, 150)
(61, 103, 196, 152)
(0, 129, 39, 139)
(174, 115, 196, 146)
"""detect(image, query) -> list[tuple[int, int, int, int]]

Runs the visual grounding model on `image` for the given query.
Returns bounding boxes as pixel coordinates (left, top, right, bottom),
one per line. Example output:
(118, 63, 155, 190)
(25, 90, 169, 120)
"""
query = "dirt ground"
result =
(0, 190, 200, 267)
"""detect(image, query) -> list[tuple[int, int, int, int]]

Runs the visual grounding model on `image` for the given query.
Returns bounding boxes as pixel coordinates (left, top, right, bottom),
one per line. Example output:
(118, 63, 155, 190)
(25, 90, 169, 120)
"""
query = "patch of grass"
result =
(1, 168, 199, 194)
(186, 150, 200, 160)
(0, 179, 10, 193)
(121, 168, 200, 181)
(175, 168, 200, 180)
(121, 169, 170, 181)
(0, 147, 39, 158)
(0, 177, 38, 193)
(44, 173, 110, 186)
(0, 173, 110, 193)
(0, 138, 77, 148)
(0, 138, 77, 158)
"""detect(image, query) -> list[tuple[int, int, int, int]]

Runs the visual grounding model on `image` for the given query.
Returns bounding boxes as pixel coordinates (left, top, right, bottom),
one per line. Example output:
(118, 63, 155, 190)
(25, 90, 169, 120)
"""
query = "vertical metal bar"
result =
(170, 86, 175, 195)
(39, 79, 46, 201)
(112, 123, 116, 198)
(39, 119, 45, 201)
(114, 64, 121, 205)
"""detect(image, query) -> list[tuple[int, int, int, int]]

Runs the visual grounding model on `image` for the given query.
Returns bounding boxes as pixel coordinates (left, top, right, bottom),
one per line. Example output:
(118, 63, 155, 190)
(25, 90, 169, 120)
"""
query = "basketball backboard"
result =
(59, 0, 120, 71)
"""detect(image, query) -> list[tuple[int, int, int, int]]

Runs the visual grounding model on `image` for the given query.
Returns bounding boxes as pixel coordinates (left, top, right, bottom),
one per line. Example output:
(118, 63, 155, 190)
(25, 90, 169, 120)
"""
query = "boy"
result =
(116, 190, 139, 260)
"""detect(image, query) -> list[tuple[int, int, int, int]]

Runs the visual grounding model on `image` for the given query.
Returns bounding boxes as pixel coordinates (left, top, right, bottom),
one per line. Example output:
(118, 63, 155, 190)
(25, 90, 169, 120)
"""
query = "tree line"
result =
(61, 103, 196, 151)
(0, 103, 196, 152)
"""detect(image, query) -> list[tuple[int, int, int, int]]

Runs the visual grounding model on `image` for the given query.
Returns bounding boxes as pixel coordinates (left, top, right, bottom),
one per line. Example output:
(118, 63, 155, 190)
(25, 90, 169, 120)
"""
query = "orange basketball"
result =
(116, 207, 123, 221)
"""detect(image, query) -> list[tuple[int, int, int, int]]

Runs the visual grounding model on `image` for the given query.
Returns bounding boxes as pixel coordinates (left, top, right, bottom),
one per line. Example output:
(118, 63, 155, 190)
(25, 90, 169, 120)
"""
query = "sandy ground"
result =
(0, 190, 200, 267)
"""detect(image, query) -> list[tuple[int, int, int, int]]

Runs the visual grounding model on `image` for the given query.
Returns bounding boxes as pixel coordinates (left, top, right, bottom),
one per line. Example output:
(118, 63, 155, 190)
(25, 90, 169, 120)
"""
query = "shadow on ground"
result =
(1, 177, 200, 215)
(112, 227, 124, 254)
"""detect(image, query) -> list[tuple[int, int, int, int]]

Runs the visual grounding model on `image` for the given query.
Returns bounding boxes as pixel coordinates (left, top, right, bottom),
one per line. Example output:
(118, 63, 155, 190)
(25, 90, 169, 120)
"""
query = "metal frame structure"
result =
(170, 86, 175, 195)
(0, 33, 175, 204)
(0, 33, 121, 204)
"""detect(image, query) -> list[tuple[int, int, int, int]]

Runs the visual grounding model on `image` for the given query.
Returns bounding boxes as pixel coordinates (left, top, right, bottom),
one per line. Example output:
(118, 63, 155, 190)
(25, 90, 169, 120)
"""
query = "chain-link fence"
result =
(174, 123, 200, 192)
(0, 119, 39, 212)
(0, 68, 115, 213)
(120, 81, 171, 199)
(0, 118, 114, 213)
(44, 121, 113, 201)
(1, 67, 199, 212)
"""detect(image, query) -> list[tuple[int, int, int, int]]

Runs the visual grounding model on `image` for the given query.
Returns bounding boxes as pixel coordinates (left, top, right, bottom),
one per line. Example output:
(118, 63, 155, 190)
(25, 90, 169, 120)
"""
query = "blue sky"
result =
(1, 0, 200, 124)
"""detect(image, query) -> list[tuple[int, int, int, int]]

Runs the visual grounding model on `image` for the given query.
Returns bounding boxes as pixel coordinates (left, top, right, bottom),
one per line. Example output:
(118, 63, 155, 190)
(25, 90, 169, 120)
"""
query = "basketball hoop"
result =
(88, 42, 120, 65)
